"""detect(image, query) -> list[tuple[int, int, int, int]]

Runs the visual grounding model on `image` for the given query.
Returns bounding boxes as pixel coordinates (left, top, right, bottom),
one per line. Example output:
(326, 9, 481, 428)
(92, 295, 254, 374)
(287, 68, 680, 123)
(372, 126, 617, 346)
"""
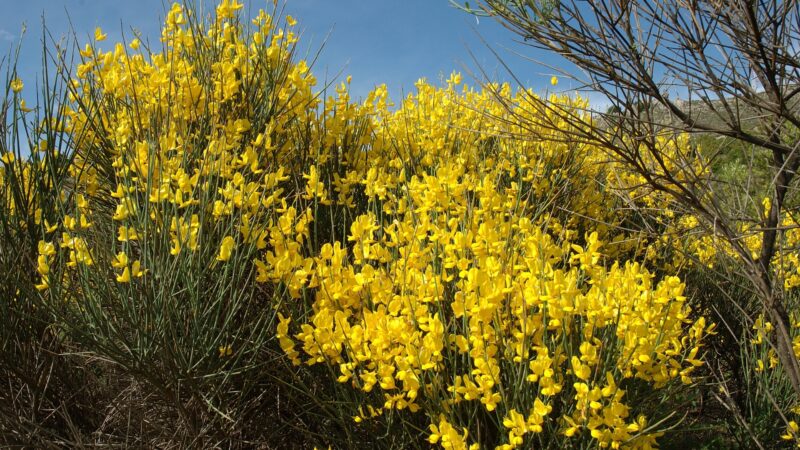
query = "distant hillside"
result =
(644, 90, 799, 132)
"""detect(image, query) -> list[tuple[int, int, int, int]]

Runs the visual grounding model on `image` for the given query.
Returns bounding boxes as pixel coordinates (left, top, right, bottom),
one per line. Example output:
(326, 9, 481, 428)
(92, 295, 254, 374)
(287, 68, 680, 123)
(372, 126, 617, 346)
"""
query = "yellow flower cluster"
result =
(665, 196, 800, 290)
(2, 2, 714, 448)
(275, 170, 709, 448)
(30, 2, 317, 292)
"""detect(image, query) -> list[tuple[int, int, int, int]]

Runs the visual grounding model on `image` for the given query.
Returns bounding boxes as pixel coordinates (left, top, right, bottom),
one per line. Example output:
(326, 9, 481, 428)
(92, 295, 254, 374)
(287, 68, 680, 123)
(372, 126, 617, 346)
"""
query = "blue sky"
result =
(0, 0, 599, 106)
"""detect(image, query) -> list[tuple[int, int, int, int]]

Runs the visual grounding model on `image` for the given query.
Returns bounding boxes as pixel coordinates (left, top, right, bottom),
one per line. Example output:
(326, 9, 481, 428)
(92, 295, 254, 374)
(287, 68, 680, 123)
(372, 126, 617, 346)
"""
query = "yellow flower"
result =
(218, 345, 233, 357)
(35, 276, 50, 291)
(550, 76, 558, 86)
(448, 71, 462, 85)
(216, 0, 243, 20)
(118, 225, 139, 242)
(782, 420, 799, 441)
(19, 99, 32, 113)
(38, 240, 56, 257)
(112, 251, 129, 269)
(10, 78, 23, 93)
(217, 235, 236, 261)
(571, 356, 592, 381)
(94, 27, 107, 42)
(130, 260, 145, 278)
(116, 266, 131, 283)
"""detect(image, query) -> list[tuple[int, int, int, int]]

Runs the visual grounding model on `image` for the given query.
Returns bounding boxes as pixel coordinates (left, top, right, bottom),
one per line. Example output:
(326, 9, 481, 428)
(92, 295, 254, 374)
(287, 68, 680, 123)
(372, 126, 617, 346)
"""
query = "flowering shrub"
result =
(278, 194, 709, 448)
(0, 1, 719, 447)
(23, 1, 323, 441)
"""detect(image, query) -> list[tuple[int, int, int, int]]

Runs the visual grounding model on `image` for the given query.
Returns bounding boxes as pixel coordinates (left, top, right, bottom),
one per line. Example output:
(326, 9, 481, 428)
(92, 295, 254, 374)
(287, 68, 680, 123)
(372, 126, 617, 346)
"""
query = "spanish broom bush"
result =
(10, 1, 795, 448)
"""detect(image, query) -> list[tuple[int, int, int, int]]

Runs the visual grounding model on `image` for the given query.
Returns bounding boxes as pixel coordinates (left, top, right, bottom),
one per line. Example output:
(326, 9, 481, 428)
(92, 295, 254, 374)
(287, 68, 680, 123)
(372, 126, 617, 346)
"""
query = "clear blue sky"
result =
(0, 0, 602, 106)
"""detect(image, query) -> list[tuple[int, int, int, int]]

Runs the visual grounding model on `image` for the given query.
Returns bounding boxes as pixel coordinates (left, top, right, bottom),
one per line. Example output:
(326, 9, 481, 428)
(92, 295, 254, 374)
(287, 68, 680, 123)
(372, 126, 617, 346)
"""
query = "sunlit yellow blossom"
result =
(216, 0, 243, 19)
(10, 78, 23, 93)
(112, 251, 129, 269)
(783, 420, 799, 441)
(118, 225, 139, 242)
(217, 235, 236, 261)
(116, 266, 131, 283)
